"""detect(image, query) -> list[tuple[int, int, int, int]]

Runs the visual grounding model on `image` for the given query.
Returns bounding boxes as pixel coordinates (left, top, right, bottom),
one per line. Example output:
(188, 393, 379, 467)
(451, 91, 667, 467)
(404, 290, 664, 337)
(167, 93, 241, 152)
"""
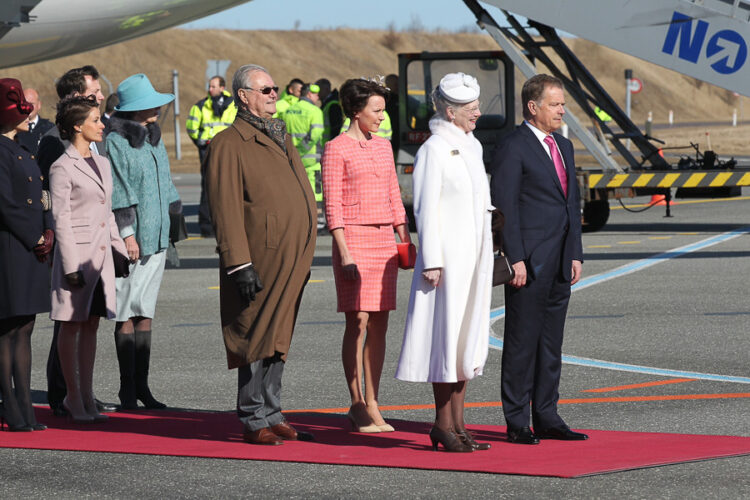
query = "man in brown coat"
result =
(206, 64, 317, 446)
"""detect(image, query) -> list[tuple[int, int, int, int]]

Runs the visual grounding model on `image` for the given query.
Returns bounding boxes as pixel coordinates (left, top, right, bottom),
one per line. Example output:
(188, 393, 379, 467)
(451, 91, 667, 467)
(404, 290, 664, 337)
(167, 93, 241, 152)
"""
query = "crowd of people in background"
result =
(1, 63, 586, 453)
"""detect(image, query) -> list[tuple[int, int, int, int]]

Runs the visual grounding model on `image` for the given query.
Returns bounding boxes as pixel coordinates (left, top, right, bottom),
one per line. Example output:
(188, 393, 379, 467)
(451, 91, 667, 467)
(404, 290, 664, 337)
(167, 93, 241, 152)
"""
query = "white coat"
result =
(395, 118, 494, 383)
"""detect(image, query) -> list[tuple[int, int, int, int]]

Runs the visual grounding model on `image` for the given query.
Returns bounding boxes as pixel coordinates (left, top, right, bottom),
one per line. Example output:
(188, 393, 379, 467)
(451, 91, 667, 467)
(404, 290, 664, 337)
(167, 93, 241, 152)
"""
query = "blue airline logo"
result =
(662, 11, 747, 74)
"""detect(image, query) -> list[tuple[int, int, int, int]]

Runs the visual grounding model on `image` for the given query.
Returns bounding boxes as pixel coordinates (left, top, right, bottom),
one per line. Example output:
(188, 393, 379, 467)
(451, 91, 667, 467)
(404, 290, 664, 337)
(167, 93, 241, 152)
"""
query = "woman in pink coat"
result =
(321, 78, 410, 433)
(49, 96, 127, 423)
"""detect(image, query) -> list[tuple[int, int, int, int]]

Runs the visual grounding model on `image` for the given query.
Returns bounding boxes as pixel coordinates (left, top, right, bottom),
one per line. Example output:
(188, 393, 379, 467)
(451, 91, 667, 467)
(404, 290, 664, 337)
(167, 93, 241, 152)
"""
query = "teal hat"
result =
(115, 73, 174, 112)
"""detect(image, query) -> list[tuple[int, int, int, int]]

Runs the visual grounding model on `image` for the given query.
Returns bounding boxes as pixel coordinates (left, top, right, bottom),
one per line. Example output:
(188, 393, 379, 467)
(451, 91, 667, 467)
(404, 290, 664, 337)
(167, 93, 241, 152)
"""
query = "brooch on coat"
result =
(450, 149, 460, 156)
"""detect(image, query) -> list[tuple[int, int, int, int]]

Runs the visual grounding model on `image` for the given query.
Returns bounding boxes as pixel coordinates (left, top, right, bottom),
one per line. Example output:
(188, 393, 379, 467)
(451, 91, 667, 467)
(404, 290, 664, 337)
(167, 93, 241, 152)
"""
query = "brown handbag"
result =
(493, 252, 515, 286)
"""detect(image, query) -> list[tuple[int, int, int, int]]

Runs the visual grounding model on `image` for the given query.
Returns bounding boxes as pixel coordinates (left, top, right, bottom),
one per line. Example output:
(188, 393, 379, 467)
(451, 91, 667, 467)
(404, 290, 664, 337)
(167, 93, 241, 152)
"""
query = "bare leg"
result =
(57, 321, 91, 421)
(79, 316, 101, 417)
(363, 311, 389, 426)
(342, 311, 372, 425)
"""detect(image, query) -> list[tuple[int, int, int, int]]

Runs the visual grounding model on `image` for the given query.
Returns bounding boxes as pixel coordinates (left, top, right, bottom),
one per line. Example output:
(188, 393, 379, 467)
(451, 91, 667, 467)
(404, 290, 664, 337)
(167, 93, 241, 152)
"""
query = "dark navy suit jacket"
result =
(490, 123, 583, 281)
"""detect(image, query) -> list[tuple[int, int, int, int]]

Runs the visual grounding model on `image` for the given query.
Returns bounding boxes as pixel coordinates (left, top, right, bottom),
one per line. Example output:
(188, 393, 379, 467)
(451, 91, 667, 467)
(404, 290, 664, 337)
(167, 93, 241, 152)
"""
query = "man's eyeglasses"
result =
(243, 86, 279, 95)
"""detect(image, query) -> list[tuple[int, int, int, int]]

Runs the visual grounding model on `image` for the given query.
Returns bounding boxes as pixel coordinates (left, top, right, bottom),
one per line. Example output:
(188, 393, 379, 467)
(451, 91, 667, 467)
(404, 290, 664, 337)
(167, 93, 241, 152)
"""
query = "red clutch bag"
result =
(397, 242, 417, 269)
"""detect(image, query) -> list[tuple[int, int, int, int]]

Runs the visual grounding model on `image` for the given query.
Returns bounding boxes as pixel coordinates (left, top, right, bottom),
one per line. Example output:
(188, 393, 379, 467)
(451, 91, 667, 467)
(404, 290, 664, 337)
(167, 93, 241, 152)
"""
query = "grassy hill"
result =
(4, 28, 747, 170)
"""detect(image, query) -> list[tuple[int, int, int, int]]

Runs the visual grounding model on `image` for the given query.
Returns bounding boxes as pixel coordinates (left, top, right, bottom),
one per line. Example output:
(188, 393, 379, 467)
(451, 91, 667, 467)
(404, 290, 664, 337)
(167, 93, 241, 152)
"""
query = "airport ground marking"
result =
(489, 226, 750, 383)
(611, 195, 750, 211)
(617, 240, 641, 244)
(582, 378, 697, 393)
(587, 244, 611, 248)
(285, 393, 750, 414)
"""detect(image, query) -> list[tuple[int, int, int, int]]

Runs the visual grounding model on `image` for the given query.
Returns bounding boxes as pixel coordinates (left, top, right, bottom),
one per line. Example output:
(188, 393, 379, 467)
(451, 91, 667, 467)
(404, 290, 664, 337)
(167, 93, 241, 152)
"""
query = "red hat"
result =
(0, 78, 33, 127)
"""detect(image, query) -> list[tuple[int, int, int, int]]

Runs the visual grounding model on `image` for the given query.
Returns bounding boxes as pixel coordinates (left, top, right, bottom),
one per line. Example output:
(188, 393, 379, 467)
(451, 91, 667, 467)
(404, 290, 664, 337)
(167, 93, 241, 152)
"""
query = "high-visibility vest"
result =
(186, 90, 237, 142)
(594, 106, 613, 122)
(283, 98, 324, 201)
(340, 110, 392, 140)
(273, 93, 299, 120)
(321, 98, 342, 146)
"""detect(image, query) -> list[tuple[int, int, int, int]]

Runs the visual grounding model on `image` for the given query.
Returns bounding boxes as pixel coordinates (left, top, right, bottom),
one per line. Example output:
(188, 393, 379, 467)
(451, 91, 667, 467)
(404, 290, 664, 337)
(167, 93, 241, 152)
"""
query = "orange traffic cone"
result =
(650, 193, 677, 206)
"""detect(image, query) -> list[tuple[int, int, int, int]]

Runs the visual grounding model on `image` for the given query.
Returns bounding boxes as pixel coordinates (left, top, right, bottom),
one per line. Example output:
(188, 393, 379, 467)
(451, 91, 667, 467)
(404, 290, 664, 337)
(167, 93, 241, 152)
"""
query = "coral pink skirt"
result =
(332, 224, 399, 312)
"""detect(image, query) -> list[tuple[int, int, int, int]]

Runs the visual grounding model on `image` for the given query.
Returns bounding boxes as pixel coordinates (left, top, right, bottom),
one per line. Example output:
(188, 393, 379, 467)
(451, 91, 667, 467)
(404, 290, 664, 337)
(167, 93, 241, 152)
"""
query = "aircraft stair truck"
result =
(395, 0, 750, 231)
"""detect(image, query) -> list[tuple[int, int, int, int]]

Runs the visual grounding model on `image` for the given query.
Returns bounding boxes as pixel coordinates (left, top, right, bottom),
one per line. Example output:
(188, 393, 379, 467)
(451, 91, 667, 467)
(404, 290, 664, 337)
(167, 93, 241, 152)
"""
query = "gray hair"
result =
(431, 86, 459, 120)
(232, 64, 269, 104)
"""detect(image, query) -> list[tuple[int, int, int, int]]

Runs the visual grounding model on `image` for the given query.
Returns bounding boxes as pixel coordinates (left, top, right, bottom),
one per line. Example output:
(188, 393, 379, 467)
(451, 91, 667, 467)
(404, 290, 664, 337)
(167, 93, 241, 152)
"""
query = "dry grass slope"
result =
(4, 28, 749, 170)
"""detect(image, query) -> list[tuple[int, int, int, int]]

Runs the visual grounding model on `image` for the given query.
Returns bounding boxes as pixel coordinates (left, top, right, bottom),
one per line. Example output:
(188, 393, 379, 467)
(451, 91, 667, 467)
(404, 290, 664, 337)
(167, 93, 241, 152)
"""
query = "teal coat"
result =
(106, 117, 179, 257)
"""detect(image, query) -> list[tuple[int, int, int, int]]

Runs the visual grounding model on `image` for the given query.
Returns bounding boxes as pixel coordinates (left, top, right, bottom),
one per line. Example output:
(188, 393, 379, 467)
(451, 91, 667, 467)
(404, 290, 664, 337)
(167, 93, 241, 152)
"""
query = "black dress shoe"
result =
(95, 399, 118, 413)
(535, 425, 589, 441)
(507, 426, 540, 445)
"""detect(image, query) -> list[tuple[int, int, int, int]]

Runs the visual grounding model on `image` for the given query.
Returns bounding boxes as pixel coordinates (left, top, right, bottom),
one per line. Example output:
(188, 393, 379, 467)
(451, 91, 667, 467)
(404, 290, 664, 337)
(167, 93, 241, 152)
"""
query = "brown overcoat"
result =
(206, 117, 316, 369)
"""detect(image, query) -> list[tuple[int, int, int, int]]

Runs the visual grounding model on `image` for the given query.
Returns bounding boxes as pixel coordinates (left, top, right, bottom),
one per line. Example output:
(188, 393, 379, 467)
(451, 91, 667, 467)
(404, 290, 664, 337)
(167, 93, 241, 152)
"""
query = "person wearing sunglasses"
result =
(205, 65, 317, 446)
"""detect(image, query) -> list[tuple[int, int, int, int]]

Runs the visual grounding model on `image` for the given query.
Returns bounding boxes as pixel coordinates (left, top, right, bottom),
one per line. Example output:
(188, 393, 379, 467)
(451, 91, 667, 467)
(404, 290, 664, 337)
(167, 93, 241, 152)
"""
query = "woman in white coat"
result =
(396, 73, 494, 452)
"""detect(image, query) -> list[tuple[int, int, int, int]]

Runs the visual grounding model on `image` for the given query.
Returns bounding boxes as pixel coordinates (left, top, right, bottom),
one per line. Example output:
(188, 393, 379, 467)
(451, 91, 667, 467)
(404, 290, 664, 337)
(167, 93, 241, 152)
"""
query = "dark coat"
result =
(205, 117, 317, 369)
(0, 136, 51, 319)
(490, 124, 583, 281)
(16, 117, 55, 155)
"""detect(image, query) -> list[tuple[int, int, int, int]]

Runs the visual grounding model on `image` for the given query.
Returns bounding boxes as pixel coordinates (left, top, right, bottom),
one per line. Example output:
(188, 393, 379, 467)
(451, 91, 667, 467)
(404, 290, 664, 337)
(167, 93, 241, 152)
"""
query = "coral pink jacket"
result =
(321, 134, 407, 230)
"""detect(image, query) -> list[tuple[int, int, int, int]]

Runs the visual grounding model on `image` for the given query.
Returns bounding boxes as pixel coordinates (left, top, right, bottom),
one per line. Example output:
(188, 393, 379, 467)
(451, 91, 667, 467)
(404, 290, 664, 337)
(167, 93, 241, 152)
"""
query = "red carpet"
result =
(2, 408, 749, 478)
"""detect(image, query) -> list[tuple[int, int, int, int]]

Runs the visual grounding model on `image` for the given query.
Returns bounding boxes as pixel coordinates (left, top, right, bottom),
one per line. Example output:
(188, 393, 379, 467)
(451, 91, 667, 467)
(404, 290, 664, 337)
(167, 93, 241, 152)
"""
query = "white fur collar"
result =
(428, 117, 482, 158)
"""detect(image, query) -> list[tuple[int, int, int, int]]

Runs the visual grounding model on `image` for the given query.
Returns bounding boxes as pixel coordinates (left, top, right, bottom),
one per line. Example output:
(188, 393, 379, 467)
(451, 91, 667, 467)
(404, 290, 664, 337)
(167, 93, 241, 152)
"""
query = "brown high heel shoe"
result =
(429, 426, 473, 452)
(456, 429, 491, 450)
(347, 407, 381, 433)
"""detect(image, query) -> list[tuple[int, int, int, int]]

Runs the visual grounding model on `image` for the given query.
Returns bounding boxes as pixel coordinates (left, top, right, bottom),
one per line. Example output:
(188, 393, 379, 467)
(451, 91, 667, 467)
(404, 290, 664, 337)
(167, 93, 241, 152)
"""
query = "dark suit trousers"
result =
(237, 352, 285, 431)
(46, 321, 66, 408)
(197, 146, 213, 234)
(501, 250, 570, 431)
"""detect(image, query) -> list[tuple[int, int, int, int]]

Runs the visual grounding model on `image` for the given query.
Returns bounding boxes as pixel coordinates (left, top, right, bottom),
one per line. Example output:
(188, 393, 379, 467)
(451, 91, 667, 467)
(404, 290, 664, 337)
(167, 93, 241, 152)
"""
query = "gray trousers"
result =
(237, 352, 285, 431)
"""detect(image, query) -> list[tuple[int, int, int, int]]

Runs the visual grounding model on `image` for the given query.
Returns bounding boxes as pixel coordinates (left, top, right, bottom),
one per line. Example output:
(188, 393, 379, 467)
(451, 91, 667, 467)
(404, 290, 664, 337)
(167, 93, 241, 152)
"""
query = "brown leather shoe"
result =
(243, 427, 283, 446)
(270, 420, 298, 440)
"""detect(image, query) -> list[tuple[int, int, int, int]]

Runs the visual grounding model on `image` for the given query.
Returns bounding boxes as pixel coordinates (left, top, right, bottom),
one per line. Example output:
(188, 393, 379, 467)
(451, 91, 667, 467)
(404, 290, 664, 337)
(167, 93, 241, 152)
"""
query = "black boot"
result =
(114, 329, 138, 409)
(134, 330, 166, 409)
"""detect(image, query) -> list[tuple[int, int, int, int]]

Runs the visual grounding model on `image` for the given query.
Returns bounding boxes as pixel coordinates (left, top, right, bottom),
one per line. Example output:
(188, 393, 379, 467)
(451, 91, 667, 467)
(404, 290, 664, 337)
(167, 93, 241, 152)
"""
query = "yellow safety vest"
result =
(186, 90, 237, 142)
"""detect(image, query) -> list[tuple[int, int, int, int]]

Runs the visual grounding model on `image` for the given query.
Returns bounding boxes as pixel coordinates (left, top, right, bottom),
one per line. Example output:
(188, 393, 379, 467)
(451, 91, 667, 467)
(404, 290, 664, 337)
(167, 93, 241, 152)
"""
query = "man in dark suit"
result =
(490, 74, 586, 445)
(15, 88, 55, 155)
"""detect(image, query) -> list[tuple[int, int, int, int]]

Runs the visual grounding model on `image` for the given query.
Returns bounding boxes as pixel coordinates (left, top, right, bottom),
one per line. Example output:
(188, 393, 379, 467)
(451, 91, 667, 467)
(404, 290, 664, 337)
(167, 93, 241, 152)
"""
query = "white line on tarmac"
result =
(489, 226, 750, 384)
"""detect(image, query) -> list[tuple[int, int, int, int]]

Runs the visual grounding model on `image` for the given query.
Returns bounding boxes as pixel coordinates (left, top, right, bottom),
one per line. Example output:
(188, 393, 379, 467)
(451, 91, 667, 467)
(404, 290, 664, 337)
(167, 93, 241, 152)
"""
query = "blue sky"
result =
(180, 0, 500, 31)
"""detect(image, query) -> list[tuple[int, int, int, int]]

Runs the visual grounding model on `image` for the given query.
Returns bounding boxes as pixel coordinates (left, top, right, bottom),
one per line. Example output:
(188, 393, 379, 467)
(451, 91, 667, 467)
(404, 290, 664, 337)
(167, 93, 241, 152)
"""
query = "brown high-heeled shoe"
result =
(456, 429, 491, 450)
(429, 426, 473, 452)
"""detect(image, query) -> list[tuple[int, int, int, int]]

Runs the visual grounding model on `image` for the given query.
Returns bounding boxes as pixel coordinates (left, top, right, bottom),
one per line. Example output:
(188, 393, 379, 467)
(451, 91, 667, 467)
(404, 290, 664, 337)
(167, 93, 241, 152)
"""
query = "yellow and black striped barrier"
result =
(587, 171, 750, 189)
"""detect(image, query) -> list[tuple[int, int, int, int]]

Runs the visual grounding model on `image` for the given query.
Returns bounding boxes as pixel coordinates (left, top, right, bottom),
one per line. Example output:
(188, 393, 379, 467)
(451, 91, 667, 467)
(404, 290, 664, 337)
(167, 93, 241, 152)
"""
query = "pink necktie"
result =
(544, 135, 567, 198)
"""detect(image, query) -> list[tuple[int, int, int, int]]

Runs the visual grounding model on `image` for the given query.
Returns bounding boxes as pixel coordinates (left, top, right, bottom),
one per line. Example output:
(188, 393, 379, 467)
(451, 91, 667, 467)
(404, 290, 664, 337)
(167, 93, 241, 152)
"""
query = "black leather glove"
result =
(65, 271, 86, 288)
(230, 265, 263, 304)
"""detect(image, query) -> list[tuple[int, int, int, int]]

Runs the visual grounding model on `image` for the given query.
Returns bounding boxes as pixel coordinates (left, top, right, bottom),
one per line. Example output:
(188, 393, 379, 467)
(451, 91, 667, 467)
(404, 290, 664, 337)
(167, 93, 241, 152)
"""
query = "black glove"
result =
(65, 271, 86, 288)
(230, 265, 263, 304)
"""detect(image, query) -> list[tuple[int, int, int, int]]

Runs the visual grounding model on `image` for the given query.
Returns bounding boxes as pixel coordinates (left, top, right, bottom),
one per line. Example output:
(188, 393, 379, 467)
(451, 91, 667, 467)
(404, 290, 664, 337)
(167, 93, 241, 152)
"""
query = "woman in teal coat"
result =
(106, 74, 180, 410)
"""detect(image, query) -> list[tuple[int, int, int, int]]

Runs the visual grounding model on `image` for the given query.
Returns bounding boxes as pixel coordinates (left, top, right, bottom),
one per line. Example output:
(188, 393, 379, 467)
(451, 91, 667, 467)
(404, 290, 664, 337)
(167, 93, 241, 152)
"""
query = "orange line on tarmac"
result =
(582, 378, 697, 393)
(284, 393, 750, 414)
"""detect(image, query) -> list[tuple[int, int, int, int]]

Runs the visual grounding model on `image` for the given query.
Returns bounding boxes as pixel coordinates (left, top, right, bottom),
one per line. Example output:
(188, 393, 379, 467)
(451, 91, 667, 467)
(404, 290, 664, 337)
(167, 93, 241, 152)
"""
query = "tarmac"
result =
(2, 173, 749, 498)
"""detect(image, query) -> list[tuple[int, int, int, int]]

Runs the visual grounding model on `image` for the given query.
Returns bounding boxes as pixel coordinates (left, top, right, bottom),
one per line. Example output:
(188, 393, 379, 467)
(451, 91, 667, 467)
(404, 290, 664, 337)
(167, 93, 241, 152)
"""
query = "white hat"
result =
(438, 72, 480, 104)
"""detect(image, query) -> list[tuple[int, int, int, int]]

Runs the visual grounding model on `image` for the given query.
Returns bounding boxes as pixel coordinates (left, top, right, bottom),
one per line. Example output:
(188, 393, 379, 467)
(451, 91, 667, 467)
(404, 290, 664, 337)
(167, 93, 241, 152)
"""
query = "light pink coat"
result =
(50, 144, 127, 321)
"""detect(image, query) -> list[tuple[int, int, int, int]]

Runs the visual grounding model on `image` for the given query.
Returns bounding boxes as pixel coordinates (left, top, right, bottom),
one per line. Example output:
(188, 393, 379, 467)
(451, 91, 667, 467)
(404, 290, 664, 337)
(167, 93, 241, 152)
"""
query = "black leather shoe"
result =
(535, 425, 588, 441)
(507, 426, 540, 445)
(95, 399, 118, 413)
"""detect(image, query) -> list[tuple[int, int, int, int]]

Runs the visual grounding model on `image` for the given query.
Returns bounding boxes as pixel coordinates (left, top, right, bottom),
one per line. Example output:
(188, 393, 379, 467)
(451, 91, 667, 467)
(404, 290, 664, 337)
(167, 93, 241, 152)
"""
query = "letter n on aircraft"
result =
(662, 11, 708, 63)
